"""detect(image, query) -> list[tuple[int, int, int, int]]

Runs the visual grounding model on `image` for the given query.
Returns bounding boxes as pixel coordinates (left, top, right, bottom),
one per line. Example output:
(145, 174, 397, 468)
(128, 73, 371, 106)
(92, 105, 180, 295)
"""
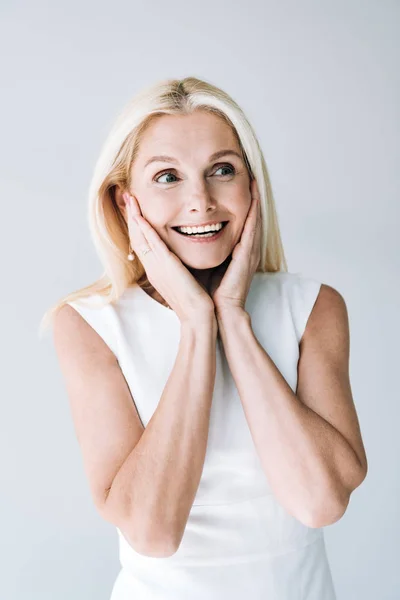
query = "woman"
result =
(42, 76, 368, 599)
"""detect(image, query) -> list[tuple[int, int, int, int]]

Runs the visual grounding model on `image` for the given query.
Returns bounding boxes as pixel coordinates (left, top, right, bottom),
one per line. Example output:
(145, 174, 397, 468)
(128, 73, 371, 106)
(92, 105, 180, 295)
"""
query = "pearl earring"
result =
(127, 243, 135, 261)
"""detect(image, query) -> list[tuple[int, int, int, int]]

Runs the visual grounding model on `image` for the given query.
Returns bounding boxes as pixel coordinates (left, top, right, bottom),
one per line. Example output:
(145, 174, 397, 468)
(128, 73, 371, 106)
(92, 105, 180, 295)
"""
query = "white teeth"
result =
(177, 222, 224, 234)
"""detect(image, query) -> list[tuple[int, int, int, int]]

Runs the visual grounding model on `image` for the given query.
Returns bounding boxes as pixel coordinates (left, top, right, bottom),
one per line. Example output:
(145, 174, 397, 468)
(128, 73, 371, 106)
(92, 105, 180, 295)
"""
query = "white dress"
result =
(68, 271, 337, 599)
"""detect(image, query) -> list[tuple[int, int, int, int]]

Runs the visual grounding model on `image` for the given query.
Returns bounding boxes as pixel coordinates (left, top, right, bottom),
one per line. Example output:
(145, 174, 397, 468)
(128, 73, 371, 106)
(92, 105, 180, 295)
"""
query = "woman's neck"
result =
(137, 255, 231, 308)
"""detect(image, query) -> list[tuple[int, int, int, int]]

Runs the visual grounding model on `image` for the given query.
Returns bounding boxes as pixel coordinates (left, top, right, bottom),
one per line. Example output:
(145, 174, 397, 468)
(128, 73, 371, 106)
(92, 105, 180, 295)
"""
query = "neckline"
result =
(129, 272, 269, 316)
(130, 282, 179, 318)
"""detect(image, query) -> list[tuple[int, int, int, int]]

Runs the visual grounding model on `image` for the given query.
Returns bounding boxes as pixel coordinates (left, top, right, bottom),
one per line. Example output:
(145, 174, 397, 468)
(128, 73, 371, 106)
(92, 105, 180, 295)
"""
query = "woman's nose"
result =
(184, 185, 217, 212)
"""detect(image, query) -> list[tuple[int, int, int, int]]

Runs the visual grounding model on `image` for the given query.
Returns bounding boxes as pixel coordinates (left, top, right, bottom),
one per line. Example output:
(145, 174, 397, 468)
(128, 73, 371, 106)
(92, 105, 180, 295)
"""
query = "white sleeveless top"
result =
(68, 271, 337, 600)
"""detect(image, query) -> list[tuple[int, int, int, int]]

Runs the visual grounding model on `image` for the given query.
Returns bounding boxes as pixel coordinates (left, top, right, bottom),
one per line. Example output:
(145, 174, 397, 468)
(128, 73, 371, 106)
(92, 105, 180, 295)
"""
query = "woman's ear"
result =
(114, 185, 129, 222)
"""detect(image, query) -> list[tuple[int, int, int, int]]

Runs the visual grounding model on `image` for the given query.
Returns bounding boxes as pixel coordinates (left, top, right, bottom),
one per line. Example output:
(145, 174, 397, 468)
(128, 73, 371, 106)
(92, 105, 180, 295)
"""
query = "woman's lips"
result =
(172, 222, 229, 244)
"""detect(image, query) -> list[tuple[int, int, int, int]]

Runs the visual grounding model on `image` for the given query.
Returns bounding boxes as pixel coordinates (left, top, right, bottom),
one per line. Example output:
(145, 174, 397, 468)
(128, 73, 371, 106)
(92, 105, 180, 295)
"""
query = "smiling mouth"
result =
(171, 221, 229, 237)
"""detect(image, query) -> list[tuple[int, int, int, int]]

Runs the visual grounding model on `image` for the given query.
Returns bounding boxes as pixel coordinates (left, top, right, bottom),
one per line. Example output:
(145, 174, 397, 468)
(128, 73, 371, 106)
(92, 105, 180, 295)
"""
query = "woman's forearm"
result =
(105, 315, 218, 557)
(216, 307, 362, 528)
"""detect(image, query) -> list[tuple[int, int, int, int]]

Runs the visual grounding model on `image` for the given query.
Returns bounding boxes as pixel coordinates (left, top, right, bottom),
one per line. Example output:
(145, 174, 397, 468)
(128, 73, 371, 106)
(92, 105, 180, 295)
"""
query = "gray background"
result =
(1, 0, 398, 598)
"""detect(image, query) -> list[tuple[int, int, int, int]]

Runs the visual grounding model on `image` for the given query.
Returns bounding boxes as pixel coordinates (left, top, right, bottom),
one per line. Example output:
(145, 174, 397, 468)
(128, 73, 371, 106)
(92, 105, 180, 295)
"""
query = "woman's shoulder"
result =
(64, 293, 120, 356)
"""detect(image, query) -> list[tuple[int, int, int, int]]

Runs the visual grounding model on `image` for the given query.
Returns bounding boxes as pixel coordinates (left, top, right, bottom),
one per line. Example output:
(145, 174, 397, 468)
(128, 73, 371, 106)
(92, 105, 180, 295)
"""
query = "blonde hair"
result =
(39, 76, 288, 338)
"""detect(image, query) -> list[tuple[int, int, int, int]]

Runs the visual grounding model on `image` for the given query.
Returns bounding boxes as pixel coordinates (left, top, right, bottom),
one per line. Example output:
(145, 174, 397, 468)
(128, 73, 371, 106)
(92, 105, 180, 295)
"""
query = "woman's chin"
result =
(181, 253, 232, 272)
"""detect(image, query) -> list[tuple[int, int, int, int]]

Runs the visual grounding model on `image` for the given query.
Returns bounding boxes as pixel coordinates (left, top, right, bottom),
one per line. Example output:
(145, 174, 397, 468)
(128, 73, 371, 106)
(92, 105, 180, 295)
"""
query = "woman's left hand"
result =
(209, 178, 262, 314)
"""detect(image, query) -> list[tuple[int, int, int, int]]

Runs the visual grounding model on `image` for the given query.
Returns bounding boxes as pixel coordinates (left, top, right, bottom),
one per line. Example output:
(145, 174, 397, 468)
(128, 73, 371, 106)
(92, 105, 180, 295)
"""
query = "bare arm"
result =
(215, 287, 367, 528)
(53, 305, 218, 558)
(104, 316, 217, 556)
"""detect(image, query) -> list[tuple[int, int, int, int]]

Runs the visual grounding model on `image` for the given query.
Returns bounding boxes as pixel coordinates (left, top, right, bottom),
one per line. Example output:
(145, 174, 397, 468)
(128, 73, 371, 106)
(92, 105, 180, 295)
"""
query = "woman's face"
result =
(121, 110, 252, 272)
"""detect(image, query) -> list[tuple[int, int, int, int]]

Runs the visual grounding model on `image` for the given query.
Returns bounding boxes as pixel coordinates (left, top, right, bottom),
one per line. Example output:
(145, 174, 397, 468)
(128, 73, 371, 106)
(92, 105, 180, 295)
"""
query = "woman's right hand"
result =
(123, 191, 216, 325)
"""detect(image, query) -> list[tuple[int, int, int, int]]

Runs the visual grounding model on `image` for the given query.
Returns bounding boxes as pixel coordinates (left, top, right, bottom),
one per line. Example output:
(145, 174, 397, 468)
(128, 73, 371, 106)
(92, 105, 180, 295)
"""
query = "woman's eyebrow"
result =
(144, 149, 243, 169)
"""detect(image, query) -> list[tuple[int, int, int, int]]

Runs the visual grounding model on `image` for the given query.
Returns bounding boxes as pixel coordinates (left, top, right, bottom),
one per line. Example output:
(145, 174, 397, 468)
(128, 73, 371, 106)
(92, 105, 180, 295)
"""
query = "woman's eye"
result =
(214, 164, 236, 177)
(154, 164, 236, 184)
(155, 172, 178, 184)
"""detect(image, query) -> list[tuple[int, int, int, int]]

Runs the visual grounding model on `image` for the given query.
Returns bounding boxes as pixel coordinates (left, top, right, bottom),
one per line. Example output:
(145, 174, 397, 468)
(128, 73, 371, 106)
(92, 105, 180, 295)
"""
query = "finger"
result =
(250, 180, 262, 221)
(252, 184, 262, 249)
(124, 194, 149, 250)
(238, 186, 261, 257)
(252, 181, 263, 260)
(242, 183, 260, 240)
(246, 180, 260, 220)
(134, 215, 170, 257)
(252, 180, 262, 224)
(123, 192, 170, 259)
(251, 179, 262, 222)
(251, 177, 260, 199)
(124, 194, 163, 267)
(123, 191, 142, 218)
(251, 180, 261, 214)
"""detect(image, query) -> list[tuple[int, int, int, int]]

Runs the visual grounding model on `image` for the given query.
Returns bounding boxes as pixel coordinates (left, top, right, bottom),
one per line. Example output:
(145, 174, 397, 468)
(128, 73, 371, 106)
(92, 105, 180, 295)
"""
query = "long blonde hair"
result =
(39, 76, 287, 338)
